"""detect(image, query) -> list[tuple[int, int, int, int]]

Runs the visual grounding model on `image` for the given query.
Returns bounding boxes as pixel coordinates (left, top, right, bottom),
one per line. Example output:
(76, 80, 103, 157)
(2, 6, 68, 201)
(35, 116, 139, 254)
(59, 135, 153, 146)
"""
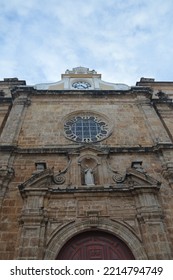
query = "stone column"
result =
(16, 170, 51, 259)
(17, 209, 48, 259)
(134, 187, 172, 259)
(69, 154, 81, 187)
(17, 191, 48, 260)
(0, 166, 14, 208)
(139, 99, 172, 144)
(0, 92, 31, 146)
(0, 90, 31, 206)
(161, 150, 173, 188)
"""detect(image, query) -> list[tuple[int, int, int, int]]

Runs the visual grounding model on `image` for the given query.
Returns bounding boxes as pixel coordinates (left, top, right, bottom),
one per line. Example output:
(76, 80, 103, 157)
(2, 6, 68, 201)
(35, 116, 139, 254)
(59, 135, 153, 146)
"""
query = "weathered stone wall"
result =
(17, 93, 170, 148)
(0, 148, 172, 259)
(154, 103, 173, 140)
(0, 104, 10, 132)
(0, 85, 173, 260)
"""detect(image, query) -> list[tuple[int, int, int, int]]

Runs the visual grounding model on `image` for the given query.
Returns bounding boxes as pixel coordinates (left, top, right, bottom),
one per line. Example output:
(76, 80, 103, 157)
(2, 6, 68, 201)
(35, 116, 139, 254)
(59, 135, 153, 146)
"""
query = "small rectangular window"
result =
(35, 162, 47, 171)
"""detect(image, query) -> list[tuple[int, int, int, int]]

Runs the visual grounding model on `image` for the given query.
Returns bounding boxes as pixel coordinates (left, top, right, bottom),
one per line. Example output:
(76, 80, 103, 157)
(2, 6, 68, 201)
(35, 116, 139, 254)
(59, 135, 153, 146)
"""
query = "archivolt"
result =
(44, 218, 147, 260)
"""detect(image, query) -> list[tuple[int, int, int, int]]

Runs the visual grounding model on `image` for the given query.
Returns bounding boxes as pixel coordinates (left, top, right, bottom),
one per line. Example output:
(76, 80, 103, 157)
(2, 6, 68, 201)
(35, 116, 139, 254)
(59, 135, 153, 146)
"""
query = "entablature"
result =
(10, 86, 153, 100)
(1, 143, 173, 154)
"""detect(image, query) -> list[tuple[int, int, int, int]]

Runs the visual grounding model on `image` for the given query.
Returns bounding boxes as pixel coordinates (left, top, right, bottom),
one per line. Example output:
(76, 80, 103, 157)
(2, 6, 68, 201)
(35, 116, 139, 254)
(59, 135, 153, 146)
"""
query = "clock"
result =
(72, 81, 91, 89)
(64, 115, 109, 143)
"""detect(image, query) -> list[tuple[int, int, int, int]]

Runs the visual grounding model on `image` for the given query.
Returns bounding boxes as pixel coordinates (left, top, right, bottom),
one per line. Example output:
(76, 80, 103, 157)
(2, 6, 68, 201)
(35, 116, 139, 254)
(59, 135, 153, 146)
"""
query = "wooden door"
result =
(57, 231, 134, 260)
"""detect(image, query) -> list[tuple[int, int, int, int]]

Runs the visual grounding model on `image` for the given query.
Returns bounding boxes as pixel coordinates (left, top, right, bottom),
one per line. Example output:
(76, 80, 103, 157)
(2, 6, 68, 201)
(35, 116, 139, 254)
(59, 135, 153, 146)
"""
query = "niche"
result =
(79, 156, 99, 186)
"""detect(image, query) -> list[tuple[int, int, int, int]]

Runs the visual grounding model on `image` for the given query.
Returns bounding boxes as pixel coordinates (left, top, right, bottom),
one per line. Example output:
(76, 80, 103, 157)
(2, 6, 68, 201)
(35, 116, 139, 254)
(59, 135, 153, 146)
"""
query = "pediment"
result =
(18, 168, 53, 193)
(126, 168, 161, 187)
(34, 66, 130, 91)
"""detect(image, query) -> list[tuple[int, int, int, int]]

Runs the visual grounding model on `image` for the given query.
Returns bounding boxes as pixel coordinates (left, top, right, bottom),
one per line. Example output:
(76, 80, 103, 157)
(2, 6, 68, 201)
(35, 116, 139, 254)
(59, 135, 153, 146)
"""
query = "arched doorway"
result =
(56, 231, 135, 260)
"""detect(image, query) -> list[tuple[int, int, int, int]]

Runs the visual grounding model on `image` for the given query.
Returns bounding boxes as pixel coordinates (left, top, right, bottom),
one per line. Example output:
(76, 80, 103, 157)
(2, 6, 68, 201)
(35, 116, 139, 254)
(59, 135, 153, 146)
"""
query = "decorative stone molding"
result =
(162, 162, 173, 183)
(107, 160, 161, 188)
(0, 90, 5, 96)
(65, 67, 97, 75)
(87, 211, 100, 226)
(13, 95, 31, 106)
(126, 167, 161, 188)
(0, 165, 15, 206)
(156, 90, 169, 100)
(107, 160, 126, 183)
(44, 219, 148, 260)
(18, 168, 53, 196)
(0, 165, 15, 179)
(18, 159, 161, 194)
(19, 208, 48, 225)
(17, 160, 169, 259)
(52, 159, 71, 185)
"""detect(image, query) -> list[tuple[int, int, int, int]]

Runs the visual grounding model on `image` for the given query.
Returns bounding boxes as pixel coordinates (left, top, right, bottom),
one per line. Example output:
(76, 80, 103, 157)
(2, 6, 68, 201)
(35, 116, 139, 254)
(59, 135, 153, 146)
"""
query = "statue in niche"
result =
(84, 166, 95, 186)
(79, 156, 98, 186)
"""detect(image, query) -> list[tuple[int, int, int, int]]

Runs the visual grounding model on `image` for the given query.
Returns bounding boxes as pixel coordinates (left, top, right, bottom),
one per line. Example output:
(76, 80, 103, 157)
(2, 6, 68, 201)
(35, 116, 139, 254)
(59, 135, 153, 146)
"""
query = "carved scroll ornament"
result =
(52, 159, 71, 185)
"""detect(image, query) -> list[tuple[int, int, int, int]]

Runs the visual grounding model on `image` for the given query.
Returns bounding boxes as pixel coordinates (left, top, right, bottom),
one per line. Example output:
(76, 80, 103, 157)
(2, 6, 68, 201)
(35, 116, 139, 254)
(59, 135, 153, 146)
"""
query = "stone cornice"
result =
(152, 98, 173, 105)
(0, 97, 12, 103)
(9, 87, 173, 106)
(0, 143, 173, 154)
(18, 165, 161, 196)
(10, 86, 152, 98)
(11, 86, 35, 99)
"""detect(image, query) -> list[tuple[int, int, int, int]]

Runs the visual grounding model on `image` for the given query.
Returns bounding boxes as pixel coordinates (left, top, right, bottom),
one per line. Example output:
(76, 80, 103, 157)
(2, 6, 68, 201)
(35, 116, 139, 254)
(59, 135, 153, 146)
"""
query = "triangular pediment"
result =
(18, 168, 53, 194)
(126, 167, 161, 187)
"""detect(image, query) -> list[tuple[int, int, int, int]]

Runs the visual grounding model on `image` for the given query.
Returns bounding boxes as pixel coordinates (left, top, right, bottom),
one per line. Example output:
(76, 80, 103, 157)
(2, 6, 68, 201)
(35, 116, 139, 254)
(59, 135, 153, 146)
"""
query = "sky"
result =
(0, 0, 173, 86)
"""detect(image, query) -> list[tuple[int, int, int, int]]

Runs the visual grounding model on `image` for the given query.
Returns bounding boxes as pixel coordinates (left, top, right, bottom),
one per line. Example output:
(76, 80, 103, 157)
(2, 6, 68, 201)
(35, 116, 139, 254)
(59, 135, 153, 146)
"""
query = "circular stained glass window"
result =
(64, 115, 109, 143)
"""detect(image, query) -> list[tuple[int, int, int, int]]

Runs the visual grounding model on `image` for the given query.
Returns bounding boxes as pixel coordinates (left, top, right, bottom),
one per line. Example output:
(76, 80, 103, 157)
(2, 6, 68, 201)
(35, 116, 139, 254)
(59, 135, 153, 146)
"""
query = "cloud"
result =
(0, 0, 173, 85)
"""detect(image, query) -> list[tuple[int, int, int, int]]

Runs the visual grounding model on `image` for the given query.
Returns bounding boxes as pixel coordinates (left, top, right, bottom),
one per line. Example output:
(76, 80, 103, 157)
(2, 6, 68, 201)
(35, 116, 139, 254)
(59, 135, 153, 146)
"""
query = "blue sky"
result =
(0, 0, 173, 85)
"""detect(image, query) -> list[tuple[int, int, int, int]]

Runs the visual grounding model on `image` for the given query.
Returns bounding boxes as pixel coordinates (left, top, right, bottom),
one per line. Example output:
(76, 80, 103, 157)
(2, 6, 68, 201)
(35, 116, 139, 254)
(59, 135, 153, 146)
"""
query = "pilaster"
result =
(139, 99, 171, 144)
(133, 187, 172, 259)
(0, 166, 14, 208)
(0, 92, 31, 146)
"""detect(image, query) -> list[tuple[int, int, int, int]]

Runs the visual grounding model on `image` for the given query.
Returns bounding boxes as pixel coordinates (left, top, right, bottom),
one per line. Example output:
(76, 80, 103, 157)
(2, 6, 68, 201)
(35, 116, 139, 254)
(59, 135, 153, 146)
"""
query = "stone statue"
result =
(84, 167, 94, 186)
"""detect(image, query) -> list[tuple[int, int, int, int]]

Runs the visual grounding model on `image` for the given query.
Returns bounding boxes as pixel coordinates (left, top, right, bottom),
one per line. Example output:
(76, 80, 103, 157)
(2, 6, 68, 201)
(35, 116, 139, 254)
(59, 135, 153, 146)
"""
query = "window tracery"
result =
(64, 114, 110, 143)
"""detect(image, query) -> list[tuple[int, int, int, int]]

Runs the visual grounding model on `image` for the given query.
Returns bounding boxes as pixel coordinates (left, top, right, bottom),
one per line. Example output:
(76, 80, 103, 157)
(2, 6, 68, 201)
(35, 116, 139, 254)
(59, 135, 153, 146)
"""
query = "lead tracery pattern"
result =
(64, 115, 109, 143)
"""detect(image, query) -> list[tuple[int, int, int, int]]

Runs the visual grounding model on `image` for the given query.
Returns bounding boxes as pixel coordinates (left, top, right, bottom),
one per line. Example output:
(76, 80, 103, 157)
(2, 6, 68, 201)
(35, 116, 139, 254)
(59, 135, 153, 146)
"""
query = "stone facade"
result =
(0, 68, 173, 259)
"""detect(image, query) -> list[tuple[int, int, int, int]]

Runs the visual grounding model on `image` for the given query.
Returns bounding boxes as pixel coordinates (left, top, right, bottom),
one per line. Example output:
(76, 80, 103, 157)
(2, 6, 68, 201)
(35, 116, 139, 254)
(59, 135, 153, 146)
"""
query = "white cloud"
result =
(0, 0, 173, 85)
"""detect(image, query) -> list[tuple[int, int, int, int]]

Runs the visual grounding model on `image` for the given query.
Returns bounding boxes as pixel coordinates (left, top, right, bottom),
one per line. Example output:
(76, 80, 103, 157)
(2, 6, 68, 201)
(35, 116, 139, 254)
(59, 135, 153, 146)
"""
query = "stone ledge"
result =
(1, 144, 173, 154)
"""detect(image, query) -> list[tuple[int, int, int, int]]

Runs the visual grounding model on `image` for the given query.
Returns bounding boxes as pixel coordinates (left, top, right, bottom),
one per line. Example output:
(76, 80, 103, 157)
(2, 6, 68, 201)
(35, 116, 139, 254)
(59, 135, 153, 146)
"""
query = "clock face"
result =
(64, 115, 109, 143)
(72, 81, 91, 89)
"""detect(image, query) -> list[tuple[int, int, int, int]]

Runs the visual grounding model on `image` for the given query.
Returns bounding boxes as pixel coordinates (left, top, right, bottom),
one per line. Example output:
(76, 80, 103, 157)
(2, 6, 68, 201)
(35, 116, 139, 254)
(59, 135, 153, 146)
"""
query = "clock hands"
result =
(72, 81, 91, 89)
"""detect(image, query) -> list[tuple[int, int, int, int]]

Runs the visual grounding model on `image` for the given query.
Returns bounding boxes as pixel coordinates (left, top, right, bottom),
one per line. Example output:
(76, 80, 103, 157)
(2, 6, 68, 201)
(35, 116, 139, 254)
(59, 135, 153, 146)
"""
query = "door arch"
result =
(56, 231, 135, 260)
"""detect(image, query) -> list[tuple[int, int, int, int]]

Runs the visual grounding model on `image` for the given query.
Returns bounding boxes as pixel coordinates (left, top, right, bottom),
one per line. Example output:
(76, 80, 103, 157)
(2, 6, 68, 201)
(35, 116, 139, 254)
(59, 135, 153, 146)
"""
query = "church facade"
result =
(0, 67, 173, 259)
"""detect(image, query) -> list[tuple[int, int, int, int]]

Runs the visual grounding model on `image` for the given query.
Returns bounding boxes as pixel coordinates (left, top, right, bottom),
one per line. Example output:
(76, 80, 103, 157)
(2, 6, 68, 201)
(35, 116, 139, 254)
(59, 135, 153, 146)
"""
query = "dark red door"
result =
(57, 231, 134, 260)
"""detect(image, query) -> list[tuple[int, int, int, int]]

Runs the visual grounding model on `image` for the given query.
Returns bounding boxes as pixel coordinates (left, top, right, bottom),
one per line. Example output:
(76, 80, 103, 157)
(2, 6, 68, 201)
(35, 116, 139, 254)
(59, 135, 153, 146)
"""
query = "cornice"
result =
(152, 98, 173, 105)
(11, 86, 35, 99)
(10, 86, 152, 98)
(0, 143, 173, 154)
(0, 97, 12, 103)
(34, 89, 151, 97)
